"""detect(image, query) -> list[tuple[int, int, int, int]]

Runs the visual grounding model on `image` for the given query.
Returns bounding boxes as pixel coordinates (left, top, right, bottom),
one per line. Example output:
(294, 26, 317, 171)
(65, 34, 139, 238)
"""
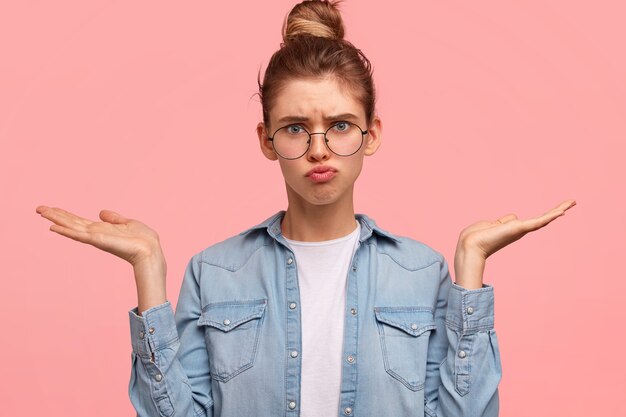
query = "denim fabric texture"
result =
(128, 210, 501, 417)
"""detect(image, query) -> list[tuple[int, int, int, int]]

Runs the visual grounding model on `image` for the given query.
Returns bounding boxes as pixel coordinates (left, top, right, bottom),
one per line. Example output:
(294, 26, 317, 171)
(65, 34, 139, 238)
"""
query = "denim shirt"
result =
(128, 210, 501, 417)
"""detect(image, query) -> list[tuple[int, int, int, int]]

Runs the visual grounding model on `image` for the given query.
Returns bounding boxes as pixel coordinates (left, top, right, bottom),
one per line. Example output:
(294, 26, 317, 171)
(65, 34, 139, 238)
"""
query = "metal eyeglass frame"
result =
(267, 121, 368, 160)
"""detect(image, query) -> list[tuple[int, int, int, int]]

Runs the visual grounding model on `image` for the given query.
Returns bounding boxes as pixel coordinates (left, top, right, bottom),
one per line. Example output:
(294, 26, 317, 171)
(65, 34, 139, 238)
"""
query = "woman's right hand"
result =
(35, 205, 167, 313)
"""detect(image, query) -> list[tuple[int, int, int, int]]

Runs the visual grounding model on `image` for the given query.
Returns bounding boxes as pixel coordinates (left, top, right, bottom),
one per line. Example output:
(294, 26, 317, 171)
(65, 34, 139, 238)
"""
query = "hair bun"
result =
(282, 0, 345, 42)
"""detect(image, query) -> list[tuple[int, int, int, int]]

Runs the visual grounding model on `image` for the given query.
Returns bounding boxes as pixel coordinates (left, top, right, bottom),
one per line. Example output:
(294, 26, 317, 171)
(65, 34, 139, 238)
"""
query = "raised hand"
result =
(35, 205, 167, 313)
(453, 199, 576, 289)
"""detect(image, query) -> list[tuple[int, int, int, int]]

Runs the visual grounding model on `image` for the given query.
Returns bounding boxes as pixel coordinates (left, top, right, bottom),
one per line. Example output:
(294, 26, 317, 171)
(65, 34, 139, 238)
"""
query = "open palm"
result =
(35, 206, 162, 267)
(457, 199, 576, 258)
(453, 199, 576, 288)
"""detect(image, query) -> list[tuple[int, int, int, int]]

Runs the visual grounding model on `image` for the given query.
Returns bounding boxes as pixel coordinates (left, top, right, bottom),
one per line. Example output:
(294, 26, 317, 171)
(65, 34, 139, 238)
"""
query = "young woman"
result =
(36, 1, 575, 416)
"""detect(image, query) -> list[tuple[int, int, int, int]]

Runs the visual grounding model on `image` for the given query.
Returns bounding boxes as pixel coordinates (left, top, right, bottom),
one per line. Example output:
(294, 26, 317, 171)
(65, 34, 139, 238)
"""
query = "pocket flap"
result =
(374, 306, 436, 336)
(197, 299, 267, 332)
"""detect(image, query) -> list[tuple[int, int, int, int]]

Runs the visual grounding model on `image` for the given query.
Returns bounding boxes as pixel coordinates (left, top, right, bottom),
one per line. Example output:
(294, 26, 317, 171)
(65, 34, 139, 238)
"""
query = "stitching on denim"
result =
(200, 241, 274, 272)
(199, 301, 267, 331)
(424, 404, 437, 417)
(151, 335, 180, 352)
(445, 317, 493, 334)
(195, 256, 203, 286)
(385, 366, 426, 392)
(336, 242, 360, 415)
(140, 353, 175, 417)
(375, 306, 434, 313)
(376, 312, 430, 391)
(283, 263, 289, 417)
(454, 333, 474, 396)
(202, 314, 261, 330)
(208, 310, 265, 383)
(200, 298, 267, 312)
(377, 318, 435, 336)
(377, 251, 441, 272)
(142, 300, 172, 316)
(374, 307, 435, 335)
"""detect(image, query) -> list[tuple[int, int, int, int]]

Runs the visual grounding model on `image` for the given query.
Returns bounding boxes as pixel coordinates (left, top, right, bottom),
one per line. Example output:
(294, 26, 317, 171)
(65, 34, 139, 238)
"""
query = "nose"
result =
(306, 132, 330, 161)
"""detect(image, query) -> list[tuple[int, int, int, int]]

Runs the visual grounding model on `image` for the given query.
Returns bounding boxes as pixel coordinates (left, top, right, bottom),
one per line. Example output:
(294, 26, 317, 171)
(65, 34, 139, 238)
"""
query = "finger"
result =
(99, 209, 130, 224)
(495, 214, 518, 224)
(560, 199, 576, 211)
(49, 223, 93, 244)
(521, 199, 576, 232)
(38, 207, 92, 229)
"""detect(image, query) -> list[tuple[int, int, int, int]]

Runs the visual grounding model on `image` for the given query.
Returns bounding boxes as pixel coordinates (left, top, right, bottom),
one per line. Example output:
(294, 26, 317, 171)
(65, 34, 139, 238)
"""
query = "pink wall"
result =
(2, 1, 625, 415)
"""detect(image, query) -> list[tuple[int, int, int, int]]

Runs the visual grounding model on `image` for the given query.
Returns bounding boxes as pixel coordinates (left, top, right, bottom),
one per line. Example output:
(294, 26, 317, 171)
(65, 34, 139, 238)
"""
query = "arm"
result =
(423, 259, 501, 417)
(129, 255, 213, 417)
(424, 199, 576, 415)
(33, 207, 214, 415)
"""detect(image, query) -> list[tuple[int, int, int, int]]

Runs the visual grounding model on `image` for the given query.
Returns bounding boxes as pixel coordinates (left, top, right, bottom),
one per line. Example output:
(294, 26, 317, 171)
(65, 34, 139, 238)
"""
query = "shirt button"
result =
(289, 302, 297, 309)
(287, 257, 293, 265)
(290, 350, 299, 358)
(148, 327, 155, 334)
(155, 374, 163, 382)
(350, 308, 357, 316)
(288, 401, 297, 410)
(352, 265, 357, 271)
(344, 407, 353, 415)
(347, 355, 355, 363)
(223, 319, 231, 326)
(458, 350, 467, 358)
(139, 331, 145, 339)
(410, 323, 418, 330)
(467, 306, 474, 315)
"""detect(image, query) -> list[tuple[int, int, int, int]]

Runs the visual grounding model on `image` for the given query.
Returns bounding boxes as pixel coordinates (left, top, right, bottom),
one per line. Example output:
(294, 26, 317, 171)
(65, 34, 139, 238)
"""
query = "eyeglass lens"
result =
(272, 122, 363, 159)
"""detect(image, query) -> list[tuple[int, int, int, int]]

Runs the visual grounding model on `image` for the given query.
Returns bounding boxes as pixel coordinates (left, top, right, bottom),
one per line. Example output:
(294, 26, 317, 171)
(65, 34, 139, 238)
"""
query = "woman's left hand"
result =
(453, 199, 576, 289)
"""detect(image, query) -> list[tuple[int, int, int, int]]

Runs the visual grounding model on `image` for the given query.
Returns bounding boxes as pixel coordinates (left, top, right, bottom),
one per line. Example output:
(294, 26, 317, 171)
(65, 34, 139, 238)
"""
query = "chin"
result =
(286, 180, 346, 207)
(290, 189, 338, 207)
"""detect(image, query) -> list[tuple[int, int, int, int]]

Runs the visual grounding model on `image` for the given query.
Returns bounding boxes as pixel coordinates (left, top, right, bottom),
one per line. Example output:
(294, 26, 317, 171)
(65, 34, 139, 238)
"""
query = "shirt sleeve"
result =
(424, 257, 501, 417)
(128, 254, 214, 417)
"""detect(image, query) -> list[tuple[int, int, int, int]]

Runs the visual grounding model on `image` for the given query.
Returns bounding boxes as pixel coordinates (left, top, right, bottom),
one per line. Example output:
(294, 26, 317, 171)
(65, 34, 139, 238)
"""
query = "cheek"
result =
(345, 156, 365, 179)
(277, 160, 300, 183)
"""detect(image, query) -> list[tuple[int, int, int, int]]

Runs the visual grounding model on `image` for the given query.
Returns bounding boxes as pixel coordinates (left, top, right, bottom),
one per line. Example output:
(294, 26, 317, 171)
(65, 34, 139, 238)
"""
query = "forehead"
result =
(270, 78, 365, 126)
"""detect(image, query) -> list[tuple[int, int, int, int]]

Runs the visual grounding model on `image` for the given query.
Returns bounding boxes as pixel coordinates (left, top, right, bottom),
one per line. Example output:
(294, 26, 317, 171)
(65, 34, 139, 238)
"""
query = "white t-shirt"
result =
(283, 220, 361, 417)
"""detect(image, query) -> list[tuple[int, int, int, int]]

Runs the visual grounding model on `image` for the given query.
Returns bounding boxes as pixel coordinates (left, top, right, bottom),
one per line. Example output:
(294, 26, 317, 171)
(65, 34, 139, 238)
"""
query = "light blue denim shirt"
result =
(128, 210, 501, 417)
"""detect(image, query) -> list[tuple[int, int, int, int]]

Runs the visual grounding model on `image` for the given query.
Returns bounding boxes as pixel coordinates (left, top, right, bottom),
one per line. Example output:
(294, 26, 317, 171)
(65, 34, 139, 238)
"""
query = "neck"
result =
(281, 187, 358, 242)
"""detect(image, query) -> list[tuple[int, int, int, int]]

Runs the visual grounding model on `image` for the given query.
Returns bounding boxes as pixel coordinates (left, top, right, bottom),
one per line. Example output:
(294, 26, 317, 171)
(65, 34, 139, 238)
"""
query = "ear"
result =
(363, 115, 382, 156)
(257, 122, 278, 161)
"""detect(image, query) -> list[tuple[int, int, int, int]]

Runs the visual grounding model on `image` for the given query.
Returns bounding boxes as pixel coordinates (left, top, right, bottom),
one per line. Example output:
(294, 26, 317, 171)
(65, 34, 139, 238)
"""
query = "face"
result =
(257, 77, 382, 209)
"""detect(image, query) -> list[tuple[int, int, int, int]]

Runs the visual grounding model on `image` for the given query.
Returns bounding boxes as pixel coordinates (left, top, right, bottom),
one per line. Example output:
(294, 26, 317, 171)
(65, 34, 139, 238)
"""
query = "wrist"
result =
(133, 253, 167, 315)
(454, 248, 486, 290)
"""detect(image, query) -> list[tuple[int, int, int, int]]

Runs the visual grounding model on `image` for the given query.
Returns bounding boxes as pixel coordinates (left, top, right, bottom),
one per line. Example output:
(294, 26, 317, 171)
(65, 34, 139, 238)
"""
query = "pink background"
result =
(2, 1, 625, 415)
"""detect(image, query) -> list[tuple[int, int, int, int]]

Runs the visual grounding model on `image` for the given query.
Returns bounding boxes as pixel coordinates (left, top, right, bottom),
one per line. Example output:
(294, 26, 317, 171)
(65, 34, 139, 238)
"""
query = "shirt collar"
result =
(238, 210, 401, 244)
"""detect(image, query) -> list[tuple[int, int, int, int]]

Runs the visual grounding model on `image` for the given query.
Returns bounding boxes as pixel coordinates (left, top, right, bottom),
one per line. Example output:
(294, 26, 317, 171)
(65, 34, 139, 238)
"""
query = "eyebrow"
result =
(277, 113, 360, 124)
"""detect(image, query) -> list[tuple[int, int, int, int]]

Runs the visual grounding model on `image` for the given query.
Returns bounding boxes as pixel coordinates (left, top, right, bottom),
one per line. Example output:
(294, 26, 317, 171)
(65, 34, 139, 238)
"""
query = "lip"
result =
(306, 165, 337, 176)
(306, 165, 337, 183)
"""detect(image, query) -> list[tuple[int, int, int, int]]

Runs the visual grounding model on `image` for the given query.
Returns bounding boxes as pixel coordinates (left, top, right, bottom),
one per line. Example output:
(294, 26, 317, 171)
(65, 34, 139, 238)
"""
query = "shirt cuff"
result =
(129, 301, 179, 356)
(445, 283, 494, 334)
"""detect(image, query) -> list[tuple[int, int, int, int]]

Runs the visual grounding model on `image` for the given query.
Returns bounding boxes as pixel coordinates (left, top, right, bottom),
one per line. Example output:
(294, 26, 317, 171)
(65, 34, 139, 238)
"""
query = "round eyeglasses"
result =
(268, 121, 368, 160)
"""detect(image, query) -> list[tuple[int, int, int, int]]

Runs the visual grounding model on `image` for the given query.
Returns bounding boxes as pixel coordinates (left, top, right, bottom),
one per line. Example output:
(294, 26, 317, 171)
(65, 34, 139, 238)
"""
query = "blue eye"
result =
(333, 122, 349, 131)
(287, 125, 304, 134)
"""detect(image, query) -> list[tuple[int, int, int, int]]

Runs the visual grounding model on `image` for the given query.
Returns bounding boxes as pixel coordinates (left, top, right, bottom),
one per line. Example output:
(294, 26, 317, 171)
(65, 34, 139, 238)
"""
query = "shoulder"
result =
(376, 232, 445, 272)
(359, 213, 445, 271)
(188, 211, 283, 272)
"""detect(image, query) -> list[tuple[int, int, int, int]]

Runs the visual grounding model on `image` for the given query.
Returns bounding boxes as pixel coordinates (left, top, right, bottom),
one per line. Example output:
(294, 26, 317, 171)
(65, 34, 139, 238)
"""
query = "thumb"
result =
(99, 209, 129, 224)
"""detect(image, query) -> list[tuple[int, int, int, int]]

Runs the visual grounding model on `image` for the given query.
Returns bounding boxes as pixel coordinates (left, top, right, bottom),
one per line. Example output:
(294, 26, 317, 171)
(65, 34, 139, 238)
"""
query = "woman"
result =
(36, 1, 575, 416)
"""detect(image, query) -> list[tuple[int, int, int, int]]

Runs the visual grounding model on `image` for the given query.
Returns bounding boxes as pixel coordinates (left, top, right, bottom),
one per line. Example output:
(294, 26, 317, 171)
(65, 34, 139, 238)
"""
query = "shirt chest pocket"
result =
(197, 299, 267, 382)
(374, 306, 436, 391)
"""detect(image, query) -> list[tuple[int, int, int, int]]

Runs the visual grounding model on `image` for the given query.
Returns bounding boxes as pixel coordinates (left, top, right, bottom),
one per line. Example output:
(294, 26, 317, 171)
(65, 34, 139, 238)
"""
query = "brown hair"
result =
(257, 0, 376, 130)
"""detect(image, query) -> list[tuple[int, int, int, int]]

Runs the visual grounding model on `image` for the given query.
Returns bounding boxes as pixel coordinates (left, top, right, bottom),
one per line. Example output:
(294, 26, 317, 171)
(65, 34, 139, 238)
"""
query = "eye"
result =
(286, 125, 304, 134)
(332, 121, 350, 132)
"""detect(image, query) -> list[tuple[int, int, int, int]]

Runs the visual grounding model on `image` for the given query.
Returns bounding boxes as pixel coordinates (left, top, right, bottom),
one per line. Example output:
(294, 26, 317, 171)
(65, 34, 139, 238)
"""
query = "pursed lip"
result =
(306, 165, 337, 176)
